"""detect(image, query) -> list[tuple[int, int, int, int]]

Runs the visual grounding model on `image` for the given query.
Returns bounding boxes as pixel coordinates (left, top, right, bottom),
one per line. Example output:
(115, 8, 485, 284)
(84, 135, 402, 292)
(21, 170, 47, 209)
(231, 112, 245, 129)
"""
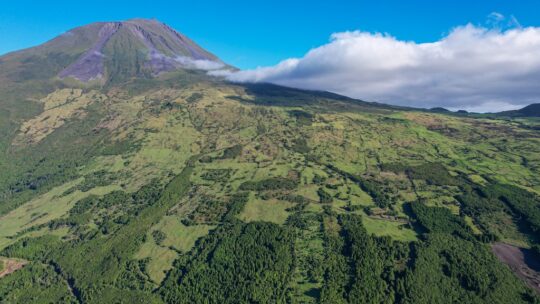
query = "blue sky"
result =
(1, 0, 539, 69)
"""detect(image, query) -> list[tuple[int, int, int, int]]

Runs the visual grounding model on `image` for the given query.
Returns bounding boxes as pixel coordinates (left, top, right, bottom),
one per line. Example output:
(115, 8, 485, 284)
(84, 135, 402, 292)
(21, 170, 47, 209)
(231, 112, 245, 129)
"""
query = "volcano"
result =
(1, 19, 225, 83)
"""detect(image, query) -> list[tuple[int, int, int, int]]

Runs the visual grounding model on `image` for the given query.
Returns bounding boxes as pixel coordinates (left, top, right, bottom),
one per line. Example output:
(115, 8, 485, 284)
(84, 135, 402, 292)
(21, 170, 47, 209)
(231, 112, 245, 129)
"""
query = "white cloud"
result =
(174, 56, 225, 70)
(214, 16, 540, 112)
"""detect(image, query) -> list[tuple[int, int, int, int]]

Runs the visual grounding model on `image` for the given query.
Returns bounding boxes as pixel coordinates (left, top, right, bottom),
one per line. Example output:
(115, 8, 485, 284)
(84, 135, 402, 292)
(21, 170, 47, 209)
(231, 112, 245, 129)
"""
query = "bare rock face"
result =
(59, 19, 226, 82)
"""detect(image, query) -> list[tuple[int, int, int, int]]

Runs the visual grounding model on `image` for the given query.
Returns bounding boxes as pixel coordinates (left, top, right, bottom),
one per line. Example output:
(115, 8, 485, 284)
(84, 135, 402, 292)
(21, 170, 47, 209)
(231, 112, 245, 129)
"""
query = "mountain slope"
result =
(0, 20, 539, 303)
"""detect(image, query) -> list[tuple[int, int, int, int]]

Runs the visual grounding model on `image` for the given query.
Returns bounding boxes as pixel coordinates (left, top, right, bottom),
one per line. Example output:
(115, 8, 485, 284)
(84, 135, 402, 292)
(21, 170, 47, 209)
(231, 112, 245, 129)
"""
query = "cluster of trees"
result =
(320, 213, 410, 303)
(486, 183, 540, 235)
(58, 180, 163, 238)
(183, 192, 250, 225)
(340, 214, 393, 302)
(409, 202, 473, 238)
(317, 187, 333, 204)
(401, 234, 539, 303)
(279, 193, 313, 205)
(291, 137, 310, 154)
(456, 187, 506, 219)
(327, 165, 391, 208)
(316, 211, 539, 304)
(0, 262, 77, 303)
(403, 183, 540, 302)
(285, 211, 318, 230)
(219, 144, 243, 159)
(222, 192, 250, 222)
(312, 173, 327, 184)
(285, 202, 309, 213)
(160, 222, 295, 303)
(200, 169, 232, 182)
(74, 170, 123, 192)
(288, 109, 313, 126)
(381, 162, 540, 245)
(198, 145, 243, 163)
(381, 162, 459, 186)
(186, 92, 203, 103)
(151, 230, 166, 245)
(239, 177, 298, 192)
(456, 181, 540, 243)
(410, 202, 500, 243)
(319, 215, 349, 303)
(182, 195, 228, 225)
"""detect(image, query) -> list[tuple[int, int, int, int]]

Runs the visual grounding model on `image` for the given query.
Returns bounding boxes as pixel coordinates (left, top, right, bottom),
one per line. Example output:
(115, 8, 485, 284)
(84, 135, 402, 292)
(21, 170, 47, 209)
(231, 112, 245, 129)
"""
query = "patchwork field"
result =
(0, 77, 539, 303)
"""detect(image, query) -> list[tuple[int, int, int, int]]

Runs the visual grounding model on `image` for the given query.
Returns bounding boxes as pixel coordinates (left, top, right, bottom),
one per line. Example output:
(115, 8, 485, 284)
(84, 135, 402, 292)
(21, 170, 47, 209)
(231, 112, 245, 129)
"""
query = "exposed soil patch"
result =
(492, 242, 540, 293)
(0, 258, 28, 278)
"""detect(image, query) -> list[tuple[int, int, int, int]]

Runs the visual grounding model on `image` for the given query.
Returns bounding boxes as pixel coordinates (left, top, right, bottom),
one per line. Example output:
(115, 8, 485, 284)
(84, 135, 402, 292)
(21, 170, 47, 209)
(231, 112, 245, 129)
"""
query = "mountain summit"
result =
(1, 19, 225, 83)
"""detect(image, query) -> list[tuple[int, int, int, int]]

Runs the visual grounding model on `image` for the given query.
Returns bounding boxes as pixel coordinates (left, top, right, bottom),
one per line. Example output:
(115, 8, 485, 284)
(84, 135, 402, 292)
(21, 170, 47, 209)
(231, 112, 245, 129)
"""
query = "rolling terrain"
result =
(0, 19, 540, 303)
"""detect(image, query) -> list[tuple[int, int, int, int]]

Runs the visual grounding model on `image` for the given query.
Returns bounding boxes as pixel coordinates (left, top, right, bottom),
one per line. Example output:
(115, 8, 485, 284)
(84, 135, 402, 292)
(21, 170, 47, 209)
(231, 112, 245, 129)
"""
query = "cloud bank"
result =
(213, 17, 540, 112)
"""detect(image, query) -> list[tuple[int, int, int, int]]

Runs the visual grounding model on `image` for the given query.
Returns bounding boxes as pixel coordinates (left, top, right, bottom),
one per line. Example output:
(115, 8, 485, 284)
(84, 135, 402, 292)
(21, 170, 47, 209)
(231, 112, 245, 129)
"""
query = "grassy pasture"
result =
(362, 215, 418, 242)
(238, 198, 294, 224)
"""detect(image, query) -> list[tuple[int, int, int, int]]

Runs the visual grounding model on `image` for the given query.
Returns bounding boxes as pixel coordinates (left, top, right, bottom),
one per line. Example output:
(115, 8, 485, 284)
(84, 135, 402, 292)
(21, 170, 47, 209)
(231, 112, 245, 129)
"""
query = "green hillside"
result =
(0, 19, 539, 304)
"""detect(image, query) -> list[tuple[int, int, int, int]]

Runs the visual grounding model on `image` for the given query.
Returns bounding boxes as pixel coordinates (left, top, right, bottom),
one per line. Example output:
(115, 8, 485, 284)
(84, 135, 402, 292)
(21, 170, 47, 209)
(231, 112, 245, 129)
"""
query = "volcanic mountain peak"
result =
(1, 19, 226, 83)
(60, 19, 225, 82)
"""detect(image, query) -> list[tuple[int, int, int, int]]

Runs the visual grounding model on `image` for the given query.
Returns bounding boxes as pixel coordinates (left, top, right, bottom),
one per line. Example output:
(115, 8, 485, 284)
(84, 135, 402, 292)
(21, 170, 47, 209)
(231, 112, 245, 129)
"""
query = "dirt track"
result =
(492, 242, 540, 293)
(0, 258, 28, 278)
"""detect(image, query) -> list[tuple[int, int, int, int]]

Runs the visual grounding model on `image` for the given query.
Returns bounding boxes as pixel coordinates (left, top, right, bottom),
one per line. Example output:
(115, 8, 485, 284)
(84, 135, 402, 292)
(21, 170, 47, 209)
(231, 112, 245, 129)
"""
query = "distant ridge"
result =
(497, 103, 540, 117)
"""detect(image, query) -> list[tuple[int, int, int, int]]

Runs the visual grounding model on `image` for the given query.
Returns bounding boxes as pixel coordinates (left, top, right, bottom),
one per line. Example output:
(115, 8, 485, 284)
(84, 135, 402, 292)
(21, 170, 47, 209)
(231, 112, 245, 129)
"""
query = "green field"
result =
(238, 198, 294, 224)
(136, 215, 214, 283)
(362, 215, 418, 242)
